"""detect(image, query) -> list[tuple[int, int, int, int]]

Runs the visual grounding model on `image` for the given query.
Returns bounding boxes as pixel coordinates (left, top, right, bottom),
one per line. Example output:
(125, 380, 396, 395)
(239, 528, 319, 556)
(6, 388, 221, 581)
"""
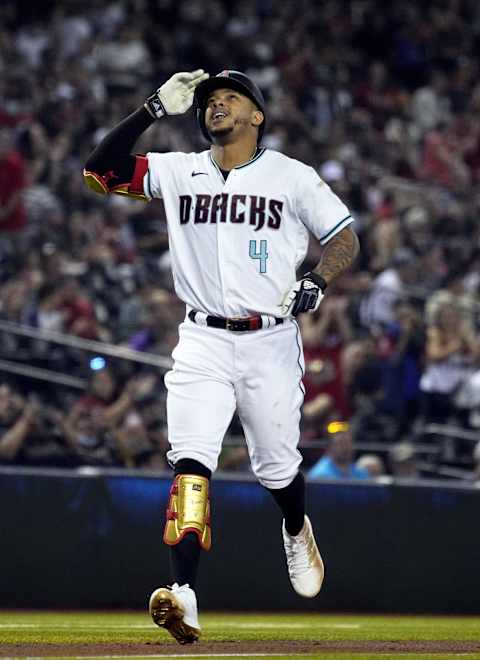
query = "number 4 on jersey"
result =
(249, 239, 268, 274)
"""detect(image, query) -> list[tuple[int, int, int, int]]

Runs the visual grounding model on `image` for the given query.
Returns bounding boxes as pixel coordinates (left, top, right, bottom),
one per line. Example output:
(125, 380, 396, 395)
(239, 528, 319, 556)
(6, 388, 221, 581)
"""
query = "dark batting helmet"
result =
(194, 70, 266, 143)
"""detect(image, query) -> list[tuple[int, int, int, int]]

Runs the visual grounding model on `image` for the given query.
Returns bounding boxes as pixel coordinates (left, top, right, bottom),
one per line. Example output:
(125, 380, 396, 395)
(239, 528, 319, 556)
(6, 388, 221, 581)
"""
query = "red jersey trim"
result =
(130, 155, 148, 195)
(83, 154, 148, 200)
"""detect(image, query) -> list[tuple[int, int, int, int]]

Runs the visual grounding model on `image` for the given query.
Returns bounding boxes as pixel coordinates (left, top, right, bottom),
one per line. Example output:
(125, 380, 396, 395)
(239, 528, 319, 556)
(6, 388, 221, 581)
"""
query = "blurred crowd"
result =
(1, 0, 480, 480)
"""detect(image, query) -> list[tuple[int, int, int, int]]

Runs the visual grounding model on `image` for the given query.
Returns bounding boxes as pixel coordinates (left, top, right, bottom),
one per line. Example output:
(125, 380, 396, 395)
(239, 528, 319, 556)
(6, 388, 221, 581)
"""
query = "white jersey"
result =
(143, 147, 353, 318)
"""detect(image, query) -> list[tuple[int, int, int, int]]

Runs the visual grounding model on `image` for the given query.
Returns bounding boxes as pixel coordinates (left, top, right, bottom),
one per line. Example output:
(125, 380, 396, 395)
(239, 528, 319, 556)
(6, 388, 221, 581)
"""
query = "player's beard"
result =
(209, 124, 234, 140)
(209, 117, 249, 142)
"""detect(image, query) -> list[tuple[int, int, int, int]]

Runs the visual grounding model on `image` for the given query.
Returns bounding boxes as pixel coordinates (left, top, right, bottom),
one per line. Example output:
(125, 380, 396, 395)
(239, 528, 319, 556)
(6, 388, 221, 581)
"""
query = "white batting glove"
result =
(280, 272, 327, 317)
(145, 69, 209, 118)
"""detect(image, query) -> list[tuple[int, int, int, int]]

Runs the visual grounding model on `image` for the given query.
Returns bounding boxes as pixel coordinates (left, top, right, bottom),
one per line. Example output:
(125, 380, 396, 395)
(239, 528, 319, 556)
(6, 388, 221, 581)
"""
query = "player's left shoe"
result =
(282, 515, 324, 597)
(149, 583, 201, 644)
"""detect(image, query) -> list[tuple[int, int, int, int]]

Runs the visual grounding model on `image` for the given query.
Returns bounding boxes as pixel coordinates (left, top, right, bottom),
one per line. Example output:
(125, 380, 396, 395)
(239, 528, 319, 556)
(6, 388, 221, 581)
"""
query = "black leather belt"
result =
(188, 310, 283, 332)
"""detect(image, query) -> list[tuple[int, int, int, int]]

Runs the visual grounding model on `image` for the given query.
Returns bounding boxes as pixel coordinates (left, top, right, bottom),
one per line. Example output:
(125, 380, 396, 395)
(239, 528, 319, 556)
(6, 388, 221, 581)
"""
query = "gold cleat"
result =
(149, 585, 201, 645)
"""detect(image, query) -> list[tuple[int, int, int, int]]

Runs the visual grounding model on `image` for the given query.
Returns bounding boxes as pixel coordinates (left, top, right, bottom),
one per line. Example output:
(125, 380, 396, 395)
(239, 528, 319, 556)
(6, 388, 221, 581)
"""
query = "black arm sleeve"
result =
(84, 106, 155, 182)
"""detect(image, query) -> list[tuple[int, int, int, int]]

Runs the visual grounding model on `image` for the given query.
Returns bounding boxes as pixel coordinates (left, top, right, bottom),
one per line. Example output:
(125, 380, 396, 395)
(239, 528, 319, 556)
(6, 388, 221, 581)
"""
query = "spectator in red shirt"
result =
(34, 278, 109, 340)
(0, 126, 27, 234)
(300, 292, 354, 421)
(420, 120, 470, 190)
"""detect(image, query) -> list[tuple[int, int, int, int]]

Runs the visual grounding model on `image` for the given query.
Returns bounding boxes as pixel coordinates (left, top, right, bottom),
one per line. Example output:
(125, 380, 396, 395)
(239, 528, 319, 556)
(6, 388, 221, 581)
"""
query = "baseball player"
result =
(84, 69, 359, 644)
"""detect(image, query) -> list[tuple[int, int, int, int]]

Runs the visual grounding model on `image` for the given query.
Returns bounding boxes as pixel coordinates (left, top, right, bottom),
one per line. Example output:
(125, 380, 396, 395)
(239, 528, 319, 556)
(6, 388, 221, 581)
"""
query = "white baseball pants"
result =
(164, 316, 305, 489)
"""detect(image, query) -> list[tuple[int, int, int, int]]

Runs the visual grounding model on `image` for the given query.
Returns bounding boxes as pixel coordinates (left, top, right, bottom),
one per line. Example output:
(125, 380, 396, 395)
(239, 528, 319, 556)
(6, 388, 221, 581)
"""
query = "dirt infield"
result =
(2, 640, 480, 656)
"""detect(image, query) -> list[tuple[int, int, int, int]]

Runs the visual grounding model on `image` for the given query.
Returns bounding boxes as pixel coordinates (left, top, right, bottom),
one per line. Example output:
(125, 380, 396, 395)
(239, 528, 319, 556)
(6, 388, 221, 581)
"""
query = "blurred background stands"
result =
(1, 0, 480, 480)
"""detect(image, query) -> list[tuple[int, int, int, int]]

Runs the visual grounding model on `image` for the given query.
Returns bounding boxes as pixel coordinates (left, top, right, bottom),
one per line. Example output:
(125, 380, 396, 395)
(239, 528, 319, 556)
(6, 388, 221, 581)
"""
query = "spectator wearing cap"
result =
(308, 421, 369, 480)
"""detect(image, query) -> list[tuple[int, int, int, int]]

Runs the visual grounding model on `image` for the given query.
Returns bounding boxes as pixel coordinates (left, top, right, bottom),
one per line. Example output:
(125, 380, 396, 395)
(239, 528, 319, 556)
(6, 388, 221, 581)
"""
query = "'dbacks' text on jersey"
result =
(144, 148, 353, 318)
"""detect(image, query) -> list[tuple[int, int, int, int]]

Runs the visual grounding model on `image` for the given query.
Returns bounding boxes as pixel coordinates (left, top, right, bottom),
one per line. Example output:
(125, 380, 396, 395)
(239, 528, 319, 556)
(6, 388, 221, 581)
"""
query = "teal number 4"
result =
(249, 239, 268, 274)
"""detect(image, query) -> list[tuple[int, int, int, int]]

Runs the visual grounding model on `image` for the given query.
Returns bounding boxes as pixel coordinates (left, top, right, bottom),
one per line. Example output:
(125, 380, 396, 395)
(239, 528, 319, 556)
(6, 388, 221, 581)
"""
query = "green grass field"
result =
(0, 610, 480, 659)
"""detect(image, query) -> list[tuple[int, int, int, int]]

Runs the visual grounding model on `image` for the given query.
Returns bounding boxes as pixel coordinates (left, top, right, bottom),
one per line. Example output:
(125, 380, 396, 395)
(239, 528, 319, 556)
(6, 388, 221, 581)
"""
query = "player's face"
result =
(205, 88, 262, 141)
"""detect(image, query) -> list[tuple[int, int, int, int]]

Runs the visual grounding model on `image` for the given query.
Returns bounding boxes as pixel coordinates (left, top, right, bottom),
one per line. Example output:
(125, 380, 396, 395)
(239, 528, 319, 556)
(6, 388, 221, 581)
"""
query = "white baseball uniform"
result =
(143, 147, 353, 488)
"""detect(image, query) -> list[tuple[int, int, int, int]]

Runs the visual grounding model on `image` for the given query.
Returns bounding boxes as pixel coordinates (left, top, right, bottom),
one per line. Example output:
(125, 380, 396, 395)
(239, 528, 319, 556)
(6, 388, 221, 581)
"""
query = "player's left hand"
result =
(145, 70, 209, 118)
(280, 273, 326, 316)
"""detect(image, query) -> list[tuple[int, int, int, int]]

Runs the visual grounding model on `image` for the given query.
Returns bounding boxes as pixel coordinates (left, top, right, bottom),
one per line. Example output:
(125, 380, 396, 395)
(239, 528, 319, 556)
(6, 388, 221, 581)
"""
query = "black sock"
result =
(170, 533, 201, 587)
(174, 458, 212, 480)
(265, 472, 306, 536)
(169, 458, 211, 588)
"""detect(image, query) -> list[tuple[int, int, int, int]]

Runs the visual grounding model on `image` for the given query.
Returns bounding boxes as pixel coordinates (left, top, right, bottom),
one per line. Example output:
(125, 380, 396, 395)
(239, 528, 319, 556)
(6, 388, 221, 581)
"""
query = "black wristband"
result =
(144, 90, 166, 119)
(304, 272, 327, 292)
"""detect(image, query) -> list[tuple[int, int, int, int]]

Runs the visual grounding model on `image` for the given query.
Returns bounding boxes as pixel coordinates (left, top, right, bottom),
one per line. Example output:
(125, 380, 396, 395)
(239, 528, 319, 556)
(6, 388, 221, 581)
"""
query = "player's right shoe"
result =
(149, 582, 201, 644)
(282, 515, 324, 598)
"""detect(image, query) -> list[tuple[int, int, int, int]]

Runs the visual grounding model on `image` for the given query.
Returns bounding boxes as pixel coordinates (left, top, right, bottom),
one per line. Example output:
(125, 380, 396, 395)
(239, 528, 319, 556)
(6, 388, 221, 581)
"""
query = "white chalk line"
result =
(234, 623, 360, 630)
(0, 623, 360, 630)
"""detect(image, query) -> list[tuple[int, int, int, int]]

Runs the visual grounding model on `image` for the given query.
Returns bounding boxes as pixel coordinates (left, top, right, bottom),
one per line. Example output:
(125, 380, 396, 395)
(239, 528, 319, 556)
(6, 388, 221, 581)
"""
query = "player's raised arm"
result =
(83, 69, 209, 200)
